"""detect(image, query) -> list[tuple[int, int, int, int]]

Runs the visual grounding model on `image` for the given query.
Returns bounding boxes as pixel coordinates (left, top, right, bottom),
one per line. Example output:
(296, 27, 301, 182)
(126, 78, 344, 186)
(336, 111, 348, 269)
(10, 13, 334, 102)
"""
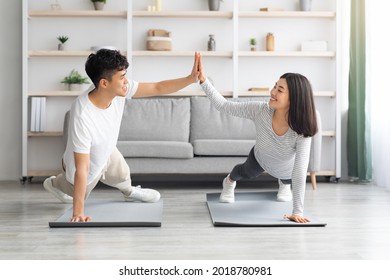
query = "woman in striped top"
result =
(198, 54, 317, 223)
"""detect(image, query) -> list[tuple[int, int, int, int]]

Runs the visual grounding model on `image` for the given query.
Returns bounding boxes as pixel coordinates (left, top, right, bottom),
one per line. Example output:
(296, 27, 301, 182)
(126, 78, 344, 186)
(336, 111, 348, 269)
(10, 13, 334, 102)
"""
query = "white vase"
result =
(69, 84, 83, 91)
(299, 0, 312, 11)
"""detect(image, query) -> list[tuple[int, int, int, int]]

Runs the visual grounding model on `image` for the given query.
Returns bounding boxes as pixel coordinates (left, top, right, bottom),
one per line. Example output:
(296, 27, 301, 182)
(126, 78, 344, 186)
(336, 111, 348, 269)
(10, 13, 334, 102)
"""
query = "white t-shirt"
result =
(63, 80, 138, 185)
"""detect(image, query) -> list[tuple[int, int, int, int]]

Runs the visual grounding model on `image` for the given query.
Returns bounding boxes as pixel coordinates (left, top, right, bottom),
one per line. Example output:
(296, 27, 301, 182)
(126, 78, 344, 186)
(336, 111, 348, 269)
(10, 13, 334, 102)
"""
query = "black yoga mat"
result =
(49, 199, 163, 227)
(207, 191, 326, 227)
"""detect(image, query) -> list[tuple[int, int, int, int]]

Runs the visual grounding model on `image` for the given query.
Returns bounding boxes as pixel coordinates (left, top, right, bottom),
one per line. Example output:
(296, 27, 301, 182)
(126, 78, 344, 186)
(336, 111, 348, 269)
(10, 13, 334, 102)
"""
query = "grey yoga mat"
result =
(49, 199, 163, 228)
(206, 191, 326, 227)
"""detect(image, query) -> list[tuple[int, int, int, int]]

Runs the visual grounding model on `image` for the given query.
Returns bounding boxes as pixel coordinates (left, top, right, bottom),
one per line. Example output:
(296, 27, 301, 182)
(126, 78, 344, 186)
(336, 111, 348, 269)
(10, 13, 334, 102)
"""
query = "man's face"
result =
(107, 69, 128, 97)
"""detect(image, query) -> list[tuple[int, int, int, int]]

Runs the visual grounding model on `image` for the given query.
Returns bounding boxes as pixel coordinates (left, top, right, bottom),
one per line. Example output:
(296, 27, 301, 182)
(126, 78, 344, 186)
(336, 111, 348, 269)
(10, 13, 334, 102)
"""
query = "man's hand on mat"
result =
(284, 214, 310, 223)
(71, 215, 92, 222)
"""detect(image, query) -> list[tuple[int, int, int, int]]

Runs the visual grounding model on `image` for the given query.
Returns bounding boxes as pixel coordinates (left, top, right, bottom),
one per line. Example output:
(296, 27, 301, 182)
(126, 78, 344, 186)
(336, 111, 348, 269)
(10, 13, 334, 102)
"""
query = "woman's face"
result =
(269, 78, 290, 111)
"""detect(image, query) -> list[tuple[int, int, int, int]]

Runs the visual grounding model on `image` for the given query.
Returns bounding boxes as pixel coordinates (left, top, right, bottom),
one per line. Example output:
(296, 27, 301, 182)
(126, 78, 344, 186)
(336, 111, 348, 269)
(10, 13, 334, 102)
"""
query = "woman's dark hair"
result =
(281, 73, 318, 137)
(85, 49, 129, 88)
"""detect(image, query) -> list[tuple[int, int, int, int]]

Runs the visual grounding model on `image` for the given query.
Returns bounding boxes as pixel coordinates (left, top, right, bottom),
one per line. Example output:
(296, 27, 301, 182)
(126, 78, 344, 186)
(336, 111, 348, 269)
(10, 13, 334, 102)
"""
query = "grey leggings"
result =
(230, 147, 292, 185)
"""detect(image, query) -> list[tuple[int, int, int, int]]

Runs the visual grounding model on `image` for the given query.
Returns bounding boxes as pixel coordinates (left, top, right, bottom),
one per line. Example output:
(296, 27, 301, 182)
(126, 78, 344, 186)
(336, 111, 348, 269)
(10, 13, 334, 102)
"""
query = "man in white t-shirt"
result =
(43, 49, 201, 222)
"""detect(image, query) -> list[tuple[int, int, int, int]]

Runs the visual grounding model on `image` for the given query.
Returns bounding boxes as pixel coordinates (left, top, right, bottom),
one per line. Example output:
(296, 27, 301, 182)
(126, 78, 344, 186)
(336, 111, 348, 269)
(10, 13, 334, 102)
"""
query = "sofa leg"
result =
(310, 172, 317, 190)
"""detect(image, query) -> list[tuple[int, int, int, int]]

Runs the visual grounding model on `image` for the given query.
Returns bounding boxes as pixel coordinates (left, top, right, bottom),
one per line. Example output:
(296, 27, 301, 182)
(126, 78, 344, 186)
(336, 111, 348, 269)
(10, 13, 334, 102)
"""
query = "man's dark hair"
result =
(85, 49, 129, 88)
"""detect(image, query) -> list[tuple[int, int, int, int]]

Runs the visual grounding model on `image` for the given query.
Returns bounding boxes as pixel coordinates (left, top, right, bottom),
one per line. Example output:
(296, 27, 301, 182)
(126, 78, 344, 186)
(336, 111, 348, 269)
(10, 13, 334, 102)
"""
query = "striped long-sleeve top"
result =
(200, 79, 312, 216)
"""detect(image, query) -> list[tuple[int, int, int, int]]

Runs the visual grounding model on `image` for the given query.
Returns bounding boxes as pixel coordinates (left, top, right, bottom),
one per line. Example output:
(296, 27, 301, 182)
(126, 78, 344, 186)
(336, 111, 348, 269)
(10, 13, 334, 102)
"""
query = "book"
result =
(35, 97, 41, 132)
(30, 97, 37, 132)
(39, 97, 46, 132)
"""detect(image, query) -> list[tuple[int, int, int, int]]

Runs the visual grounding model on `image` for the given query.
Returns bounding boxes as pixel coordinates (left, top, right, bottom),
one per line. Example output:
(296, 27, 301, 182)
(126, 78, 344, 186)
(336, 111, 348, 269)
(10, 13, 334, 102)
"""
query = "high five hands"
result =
(192, 52, 206, 84)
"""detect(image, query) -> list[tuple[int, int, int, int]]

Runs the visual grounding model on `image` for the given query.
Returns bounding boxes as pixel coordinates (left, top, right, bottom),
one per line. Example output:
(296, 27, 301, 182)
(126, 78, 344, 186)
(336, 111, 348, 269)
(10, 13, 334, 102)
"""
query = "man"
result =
(44, 49, 200, 222)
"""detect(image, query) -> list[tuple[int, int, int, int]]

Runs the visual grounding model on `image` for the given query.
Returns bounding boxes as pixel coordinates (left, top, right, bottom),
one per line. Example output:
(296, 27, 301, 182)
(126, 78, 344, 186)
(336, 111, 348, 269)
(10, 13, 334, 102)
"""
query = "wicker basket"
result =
(146, 29, 172, 51)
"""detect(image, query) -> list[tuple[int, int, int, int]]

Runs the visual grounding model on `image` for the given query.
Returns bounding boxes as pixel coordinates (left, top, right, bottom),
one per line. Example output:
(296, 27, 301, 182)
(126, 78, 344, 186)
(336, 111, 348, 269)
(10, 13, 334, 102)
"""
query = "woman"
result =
(198, 54, 317, 223)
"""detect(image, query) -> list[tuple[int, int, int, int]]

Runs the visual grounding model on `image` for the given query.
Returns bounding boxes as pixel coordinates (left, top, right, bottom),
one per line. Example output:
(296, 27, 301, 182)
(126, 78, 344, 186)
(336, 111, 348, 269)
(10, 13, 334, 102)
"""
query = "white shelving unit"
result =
(22, 0, 341, 181)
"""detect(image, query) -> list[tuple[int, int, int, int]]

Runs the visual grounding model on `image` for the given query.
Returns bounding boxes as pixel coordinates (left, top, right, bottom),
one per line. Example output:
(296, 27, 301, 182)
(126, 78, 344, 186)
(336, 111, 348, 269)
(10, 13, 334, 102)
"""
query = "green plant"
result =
(250, 38, 257, 46)
(90, 0, 106, 3)
(57, 35, 69, 44)
(61, 69, 89, 85)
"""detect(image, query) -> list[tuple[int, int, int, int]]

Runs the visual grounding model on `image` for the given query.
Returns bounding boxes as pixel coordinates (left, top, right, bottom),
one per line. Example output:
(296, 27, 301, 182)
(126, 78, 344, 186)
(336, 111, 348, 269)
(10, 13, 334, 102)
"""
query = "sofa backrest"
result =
(190, 96, 258, 142)
(118, 97, 191, 142)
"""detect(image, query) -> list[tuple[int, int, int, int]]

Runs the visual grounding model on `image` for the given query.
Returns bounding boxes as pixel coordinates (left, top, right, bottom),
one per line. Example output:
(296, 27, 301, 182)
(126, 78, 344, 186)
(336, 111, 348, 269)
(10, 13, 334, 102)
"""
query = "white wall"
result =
(0, 1, 22, 181)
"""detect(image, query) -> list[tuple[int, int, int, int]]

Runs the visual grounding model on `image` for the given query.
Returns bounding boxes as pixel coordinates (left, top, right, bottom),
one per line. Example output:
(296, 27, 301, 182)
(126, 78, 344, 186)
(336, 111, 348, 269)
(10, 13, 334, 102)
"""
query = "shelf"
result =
(28, 131, 63, 137)
(28, 91, 82, 97)
(23, 0, 340, 179)
(239, 11, 336, 19)
(27, 170, 61, 177)
(28, 50, 228, 58)
(133, 11, 233, 18)
(132, 51, 232, 58)
(133, 51, 334, 58)
(28, 90, 334, 98)
(322, 130, 336, 137)
(28, 10, 127, 18)
(28, 50, 95, 57)
(238, 90, 335, 97)
(29, 10, 334, 19)
(28, 91, 83, 97)
(239, 51, 335, 58)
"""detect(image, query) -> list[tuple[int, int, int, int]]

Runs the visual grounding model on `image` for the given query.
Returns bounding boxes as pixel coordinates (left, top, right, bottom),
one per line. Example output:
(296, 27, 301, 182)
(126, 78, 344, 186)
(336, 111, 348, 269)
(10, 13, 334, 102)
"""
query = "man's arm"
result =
(133, 52, 200, 98)
(71, 152, 91, 222)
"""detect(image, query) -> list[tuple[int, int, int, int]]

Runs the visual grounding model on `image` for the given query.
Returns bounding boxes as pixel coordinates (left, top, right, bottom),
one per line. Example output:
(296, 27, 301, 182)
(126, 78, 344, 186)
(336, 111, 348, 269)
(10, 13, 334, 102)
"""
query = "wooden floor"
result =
(1, 178, 390, 260)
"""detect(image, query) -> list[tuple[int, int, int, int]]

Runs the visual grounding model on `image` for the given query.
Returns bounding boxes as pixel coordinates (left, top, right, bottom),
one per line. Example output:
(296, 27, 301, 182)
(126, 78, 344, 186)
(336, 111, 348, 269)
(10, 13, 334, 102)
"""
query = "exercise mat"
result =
(207, 192, 326, 227)
(49, 199, 163, 227)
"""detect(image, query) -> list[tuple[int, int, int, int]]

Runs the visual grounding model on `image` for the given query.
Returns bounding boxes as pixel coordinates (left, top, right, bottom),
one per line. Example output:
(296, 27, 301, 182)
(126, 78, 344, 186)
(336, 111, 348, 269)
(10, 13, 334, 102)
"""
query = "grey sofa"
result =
(64, 96, 322, 186)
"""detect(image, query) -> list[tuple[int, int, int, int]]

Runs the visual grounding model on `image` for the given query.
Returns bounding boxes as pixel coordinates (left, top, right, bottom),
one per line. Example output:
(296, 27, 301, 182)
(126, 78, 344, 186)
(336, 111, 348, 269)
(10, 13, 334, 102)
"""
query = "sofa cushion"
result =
(117, 141, 193, 159)
(190, 96, 258, 141)
(119, 97, 190, 142)
(193, 139, 255, 156)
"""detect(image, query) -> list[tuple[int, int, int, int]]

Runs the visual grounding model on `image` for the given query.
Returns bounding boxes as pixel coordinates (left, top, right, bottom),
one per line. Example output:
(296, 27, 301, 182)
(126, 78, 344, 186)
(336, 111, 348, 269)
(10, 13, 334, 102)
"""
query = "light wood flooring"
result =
(1, 178, 390, 260)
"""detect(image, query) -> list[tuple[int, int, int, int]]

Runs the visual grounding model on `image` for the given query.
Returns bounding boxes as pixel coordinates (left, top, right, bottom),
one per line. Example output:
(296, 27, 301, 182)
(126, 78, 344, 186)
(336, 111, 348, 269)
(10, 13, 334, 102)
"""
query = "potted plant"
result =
(91, 0, 106, 11)
(61, 69, 90, 91)
(208, 0, 223, 11)
(250, 38, 257, 51)
(57, 35, 68, 51)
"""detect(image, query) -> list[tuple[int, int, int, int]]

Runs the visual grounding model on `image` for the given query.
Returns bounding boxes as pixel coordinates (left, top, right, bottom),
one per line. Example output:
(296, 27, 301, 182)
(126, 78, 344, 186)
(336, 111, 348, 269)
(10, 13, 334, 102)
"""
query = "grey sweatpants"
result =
(52, 147, 133, 199)
(230, 147, 292, 185)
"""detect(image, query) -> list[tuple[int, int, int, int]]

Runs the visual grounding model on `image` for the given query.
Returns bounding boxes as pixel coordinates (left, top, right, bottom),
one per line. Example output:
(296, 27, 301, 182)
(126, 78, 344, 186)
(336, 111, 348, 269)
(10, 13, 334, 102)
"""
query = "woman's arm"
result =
(198, 54, 261, 120)
(290, 136, 312, 219)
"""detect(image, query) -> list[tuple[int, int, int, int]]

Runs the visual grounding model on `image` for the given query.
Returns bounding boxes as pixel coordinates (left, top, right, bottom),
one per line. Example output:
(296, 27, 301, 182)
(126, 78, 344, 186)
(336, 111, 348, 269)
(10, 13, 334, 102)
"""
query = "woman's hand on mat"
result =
(71, 215, 92, 223)
(283, 214, 310, 223)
